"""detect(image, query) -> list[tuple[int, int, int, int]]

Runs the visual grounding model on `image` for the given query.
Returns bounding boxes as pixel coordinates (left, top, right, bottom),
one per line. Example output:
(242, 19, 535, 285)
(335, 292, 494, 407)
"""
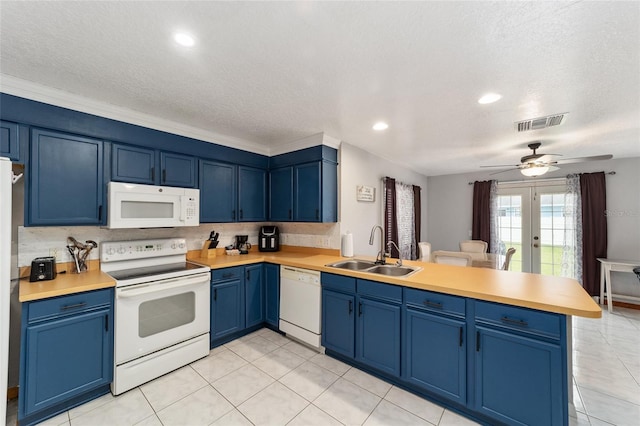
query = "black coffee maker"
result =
(258, 226, 280, 252)
(235, 235, 251, 254)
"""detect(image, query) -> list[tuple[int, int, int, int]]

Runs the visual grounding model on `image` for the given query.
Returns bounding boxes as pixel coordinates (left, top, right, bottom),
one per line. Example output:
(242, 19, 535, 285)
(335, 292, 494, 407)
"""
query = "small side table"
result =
(597, 258, 640, 313)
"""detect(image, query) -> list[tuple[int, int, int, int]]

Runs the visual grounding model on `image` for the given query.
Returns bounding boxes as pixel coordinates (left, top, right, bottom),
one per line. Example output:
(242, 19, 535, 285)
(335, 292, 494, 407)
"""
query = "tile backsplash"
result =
(18, 222, 341, 267)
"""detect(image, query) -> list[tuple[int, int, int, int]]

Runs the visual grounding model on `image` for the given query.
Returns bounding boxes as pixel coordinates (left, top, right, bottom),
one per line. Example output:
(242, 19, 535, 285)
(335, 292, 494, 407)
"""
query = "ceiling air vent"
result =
(515, 113, 567, 132)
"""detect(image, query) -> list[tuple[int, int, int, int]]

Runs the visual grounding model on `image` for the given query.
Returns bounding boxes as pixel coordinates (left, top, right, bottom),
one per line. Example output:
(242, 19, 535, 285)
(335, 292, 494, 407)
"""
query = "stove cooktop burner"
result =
(107, 262, 207, 282)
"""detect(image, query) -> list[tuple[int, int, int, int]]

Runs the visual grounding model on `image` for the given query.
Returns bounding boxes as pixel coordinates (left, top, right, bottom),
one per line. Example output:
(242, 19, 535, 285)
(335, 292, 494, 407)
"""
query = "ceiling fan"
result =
(481, 142, 613, 177)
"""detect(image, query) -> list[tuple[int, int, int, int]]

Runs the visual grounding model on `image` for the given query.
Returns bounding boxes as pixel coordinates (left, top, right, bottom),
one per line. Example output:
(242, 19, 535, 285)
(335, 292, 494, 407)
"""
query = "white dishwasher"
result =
(279, 266, 322, 349)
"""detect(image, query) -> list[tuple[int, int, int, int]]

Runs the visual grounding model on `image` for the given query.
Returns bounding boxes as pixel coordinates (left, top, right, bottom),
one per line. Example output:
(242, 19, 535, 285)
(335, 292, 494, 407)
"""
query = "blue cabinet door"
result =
(356, 296, 401, 376)
(475, 326, 564, 425)
(294, 162, 321, 222)
(22, 309, 112, 417)
(238, 166, 267, 221)
(264, 264, 280, 327)
(160, 151, 197, 188)
(245, 264, 264, 328)
(403, 308, 466, 403)
(29, 129, 104, 226)
(322, 289, 355, 358)
(199, 160, 237, 222)
(1, 120, 22, 161)
(269, 167, 293, 221)
(111, 144, 156, 184)
(211, 280, 245, 341)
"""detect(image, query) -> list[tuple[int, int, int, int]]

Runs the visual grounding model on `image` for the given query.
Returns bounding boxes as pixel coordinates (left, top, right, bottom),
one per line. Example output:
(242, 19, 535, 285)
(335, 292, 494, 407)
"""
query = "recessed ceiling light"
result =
(478, 93, 502, 104)
(373, 122, 389, 131)
(174, 33, 195, 47)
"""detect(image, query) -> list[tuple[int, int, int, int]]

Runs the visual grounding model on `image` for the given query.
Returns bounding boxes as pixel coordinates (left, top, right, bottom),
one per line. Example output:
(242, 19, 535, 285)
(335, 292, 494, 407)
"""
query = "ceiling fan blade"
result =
(547, 165, 560, 172)
(555, 154, 613, 165)
(535, 154, 562, 163)
(480, 164, 520, 168)
(489, 168, 520, 175)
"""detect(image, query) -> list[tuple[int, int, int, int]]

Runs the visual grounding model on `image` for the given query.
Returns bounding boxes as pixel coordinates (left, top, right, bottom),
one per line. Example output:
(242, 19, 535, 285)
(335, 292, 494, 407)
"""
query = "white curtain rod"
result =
(467, 171, 616, 185)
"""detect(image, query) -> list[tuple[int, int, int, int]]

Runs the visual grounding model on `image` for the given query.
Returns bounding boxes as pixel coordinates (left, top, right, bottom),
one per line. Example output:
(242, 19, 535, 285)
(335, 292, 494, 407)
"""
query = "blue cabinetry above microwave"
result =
(111, 144, 197, 188)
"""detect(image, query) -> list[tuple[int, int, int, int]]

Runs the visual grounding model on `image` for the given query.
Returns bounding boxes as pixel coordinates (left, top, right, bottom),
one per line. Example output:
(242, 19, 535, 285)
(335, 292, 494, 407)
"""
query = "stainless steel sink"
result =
(326, 260, 421, 277)
(366, 265, 420, 277)
(326, 259, 377, 271)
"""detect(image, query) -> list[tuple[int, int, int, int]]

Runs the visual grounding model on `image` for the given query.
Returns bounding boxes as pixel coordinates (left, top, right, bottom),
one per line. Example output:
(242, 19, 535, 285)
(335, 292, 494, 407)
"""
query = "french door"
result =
(496, 184, 570, 275)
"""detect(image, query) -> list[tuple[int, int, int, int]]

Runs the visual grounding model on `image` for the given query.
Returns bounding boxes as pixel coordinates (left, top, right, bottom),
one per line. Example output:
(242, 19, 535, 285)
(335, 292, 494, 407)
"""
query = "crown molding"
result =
(0, 74, 270, 156)
(270, 132, 342, 156)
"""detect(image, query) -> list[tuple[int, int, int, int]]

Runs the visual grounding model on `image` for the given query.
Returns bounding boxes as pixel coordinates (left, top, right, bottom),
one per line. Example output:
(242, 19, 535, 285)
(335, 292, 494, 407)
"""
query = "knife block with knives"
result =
(201, 230, 220, 258)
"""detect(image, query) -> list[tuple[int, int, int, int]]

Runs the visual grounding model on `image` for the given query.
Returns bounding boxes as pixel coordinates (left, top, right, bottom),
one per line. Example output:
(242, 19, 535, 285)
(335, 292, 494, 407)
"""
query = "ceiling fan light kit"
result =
(520, 164, 549, 177)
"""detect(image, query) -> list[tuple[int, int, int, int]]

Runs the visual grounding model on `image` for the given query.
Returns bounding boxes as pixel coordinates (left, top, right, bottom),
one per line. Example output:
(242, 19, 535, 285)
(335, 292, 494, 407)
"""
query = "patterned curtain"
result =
(563, 174, 583, 282)
(395, 181, 416, 260)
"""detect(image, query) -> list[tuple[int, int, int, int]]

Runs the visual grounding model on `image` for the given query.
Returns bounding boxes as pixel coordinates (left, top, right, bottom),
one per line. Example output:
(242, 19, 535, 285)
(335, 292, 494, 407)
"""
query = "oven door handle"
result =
(117, 274, 209, 299)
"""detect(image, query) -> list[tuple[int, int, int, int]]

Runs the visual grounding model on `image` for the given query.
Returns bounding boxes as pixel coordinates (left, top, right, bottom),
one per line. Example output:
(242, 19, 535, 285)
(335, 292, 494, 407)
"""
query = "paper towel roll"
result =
(341, 232, 354, 257)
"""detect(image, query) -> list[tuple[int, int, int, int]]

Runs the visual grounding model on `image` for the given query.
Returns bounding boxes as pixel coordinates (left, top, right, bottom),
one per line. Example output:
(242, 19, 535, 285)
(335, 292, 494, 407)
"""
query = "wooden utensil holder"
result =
(201, 241, 217, 258)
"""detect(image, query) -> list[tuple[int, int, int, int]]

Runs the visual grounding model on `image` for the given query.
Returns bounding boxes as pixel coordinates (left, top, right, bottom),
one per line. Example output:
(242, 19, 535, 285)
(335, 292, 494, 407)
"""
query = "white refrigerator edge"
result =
(1, 157, 12, 424)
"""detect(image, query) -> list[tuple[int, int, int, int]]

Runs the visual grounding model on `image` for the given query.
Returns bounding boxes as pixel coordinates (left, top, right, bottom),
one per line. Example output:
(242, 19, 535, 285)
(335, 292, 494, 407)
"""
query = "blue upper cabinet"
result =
(269, 167, 293, 221)
(160, 152, 197, 188)
(1, 120, 25, 161)
(112, 144, 197, 187)
(270, 146, 338, 223)
(294, 162, 321, 221)
(199, 159, 237, 222)
(238, 166, 267, 222)
(111, 144, 155, 184)
(28, 129, 104, 226)
(200, 160, 267, 223)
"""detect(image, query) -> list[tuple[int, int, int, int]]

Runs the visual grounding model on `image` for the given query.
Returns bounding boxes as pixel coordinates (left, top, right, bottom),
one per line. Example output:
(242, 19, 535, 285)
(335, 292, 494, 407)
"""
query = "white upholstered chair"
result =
(459, 240, 488, 253)
(432, 250, 473, 267)
(418, 242, 432, 261)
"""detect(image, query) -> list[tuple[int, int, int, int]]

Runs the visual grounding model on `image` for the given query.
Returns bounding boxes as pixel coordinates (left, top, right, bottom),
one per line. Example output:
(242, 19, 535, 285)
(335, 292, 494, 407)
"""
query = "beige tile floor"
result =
(5, 306, 640, 426)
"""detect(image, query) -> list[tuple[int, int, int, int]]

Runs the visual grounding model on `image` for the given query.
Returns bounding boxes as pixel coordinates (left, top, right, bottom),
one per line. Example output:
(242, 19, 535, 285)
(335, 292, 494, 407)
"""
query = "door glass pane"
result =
(497, 195, 522, 272)
(540, 191, 569, 277)
(139, 292, 195, 337)
(122, 201, 173, 218)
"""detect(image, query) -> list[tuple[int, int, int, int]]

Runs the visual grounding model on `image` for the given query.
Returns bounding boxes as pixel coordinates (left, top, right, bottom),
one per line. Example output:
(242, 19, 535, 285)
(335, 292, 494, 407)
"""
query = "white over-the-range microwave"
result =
(107, 182, 200, 229)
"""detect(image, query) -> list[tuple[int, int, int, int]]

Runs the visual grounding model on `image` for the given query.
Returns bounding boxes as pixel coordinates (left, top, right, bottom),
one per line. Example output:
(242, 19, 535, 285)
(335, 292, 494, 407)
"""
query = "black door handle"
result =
(214, 288, 217, 301)
(476, 331, 481, 351)
(162, 169, 166, 182)
(459, 327, 463, 347)
(246, 269, 251, 281)
(98, 205, 102, 221)
(105, 314, 109, 332)
(348, 300, 353, 314)
(240, 209, 243, 219)
(288, 209, 292, 220)
(151, 167, 155, 181)
(358, 302, 362, 317)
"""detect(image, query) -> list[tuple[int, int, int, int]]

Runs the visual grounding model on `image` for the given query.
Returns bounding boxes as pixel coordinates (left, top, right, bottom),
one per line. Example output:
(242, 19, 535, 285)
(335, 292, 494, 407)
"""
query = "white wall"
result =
(427, 157, 640, 300)
(339, 142, 429, 257)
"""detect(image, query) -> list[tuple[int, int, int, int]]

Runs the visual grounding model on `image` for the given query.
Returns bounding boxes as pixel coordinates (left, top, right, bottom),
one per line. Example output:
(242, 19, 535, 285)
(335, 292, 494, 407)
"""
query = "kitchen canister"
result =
(341, 231, 354, 257)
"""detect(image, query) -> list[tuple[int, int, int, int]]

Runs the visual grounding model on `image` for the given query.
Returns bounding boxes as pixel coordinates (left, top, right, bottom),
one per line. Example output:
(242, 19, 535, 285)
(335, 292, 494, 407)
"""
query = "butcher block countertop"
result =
(189, 247, 602, 319)
(19, 246, 602, 318)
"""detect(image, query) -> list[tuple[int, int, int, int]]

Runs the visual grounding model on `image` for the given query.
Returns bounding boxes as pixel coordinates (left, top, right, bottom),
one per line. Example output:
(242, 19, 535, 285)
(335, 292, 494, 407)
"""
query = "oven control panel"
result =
(101, 238, 188, 263)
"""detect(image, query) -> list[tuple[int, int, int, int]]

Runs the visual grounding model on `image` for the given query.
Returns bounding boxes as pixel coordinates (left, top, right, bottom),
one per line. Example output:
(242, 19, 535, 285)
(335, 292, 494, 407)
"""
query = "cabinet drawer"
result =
(27, 289, 112, 323)
(357, 279, 402, 303)
(211, 266, 244, 283)
(475, 301, 562, 340)
(321, 273, 356, 293)
(405, 288, 465, 317)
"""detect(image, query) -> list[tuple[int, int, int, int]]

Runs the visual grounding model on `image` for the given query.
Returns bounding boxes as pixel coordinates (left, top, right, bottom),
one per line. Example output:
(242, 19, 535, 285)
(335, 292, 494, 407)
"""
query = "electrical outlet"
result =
(314, 236, 323, 247)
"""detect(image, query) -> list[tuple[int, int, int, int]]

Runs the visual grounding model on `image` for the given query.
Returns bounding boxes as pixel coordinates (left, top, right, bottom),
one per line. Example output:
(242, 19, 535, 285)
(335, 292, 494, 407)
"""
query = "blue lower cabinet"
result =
(475, 326, 564, 425)
(245, 264, 265, 328)
(211, 279, 245, 341)
(403, 308, 466, 403)
(356, 296, 401, 376)
(19, 289, 113, 426)
(321, 289, 355, 358)
(264, 264, 280, 327)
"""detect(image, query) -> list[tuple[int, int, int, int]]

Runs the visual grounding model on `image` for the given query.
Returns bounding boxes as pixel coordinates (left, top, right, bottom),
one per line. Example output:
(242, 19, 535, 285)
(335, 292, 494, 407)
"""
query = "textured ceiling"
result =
(1, 1, 639, 176)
